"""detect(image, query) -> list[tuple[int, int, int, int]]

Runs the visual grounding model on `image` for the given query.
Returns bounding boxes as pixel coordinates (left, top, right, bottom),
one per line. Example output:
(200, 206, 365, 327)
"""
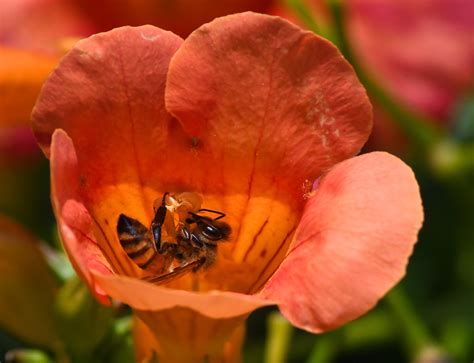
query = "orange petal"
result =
(0, 47, 58, 127)
(133, 315, 160, 363)
(33, 26, 185, 279)
(0, 216, 60, 350)
(96, 273, 267, 360)
(165, 12, 372, 290)
(51, 126, 273, 317)
(92, 272, 273, 318)
(135, 308, 246, 362)
(167, 13, 372, 181)
(50, 129, 114, 302)
(50, 127, 259, 357)
(260, 152, 423, 332)
(33, 26, 183, 158)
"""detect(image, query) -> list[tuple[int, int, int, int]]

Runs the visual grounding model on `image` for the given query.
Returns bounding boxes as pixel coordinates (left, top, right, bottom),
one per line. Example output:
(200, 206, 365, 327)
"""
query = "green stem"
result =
(285, 0, 340, 46)
(385, 287, 433, 356)
(306, 334, 338, 363)
(54, 345, 71, 363)
(264, 311, 294, 363)
(342, 309, 397, 349)
(284, 0, 321, 34)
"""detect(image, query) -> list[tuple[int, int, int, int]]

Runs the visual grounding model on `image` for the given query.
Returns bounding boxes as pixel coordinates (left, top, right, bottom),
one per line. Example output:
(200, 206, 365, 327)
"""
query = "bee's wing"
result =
(143, 259, 202, 285)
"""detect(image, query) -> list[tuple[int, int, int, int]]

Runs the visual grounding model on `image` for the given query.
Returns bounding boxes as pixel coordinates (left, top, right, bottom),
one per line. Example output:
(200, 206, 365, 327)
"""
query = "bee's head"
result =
(189, 214, 232, 243)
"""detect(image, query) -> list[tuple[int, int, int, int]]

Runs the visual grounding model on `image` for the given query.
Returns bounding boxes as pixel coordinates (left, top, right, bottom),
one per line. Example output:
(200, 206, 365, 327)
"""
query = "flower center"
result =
(117, 191, 234, 285)
(92, 184, 302, 295)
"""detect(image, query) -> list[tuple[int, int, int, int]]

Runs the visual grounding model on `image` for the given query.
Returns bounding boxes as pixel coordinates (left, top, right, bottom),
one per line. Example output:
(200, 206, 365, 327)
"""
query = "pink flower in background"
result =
(348, 0, 473, 121)
(346, 0, 474, 150)
(0, 0, 95, 54)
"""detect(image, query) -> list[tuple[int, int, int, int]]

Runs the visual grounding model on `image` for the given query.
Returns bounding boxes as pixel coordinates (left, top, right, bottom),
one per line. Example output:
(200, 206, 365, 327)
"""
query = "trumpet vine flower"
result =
(32, 12, 423, 362)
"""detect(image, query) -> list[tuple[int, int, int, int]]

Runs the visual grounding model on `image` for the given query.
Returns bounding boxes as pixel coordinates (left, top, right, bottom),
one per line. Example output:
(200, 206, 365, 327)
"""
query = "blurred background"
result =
(0, 0, 473, 362)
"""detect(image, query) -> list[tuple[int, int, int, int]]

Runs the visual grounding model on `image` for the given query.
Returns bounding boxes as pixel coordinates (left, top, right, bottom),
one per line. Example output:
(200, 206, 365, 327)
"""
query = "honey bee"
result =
(117, 192, 231, 284)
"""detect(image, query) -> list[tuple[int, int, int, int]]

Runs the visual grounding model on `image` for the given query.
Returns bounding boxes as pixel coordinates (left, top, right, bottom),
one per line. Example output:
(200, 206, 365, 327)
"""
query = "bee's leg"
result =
(201, 244, 217, 270)
(151, 192, 169, 250)
(174, 239, 193, 264)
(192, 256, 208, 272)
(187, 244, 216, 272)
(159, 241, 178, 272)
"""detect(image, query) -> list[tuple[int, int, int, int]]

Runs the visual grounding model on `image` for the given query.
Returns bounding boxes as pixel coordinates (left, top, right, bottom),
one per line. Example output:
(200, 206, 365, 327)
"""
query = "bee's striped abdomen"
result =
(117, 214, 157, 269)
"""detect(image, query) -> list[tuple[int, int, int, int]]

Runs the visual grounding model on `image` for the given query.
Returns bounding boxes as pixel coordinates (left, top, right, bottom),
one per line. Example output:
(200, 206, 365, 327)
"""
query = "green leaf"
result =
(0, 217, 61, 351)
(5, 349, 53, 363)
(54, 276, 114, 359)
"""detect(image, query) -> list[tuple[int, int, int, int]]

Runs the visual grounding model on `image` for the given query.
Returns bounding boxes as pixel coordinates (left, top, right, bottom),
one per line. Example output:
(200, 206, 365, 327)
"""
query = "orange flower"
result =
(32, 13, 423, 362)
(0, 48, 59, 164)
(0, 0, 94, 163)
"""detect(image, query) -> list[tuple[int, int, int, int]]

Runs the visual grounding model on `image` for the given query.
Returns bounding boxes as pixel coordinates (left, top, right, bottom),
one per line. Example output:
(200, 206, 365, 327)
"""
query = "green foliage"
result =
(54, 276, 115, 362)
(5, 349, 53, 363)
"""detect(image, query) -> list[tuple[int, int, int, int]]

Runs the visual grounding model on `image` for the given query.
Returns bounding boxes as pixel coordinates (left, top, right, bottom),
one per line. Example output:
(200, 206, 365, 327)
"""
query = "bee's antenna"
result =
(197, 208, 226, 220)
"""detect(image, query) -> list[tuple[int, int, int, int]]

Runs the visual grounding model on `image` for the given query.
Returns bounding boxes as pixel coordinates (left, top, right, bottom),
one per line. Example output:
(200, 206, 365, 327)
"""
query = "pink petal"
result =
(261, 152, 423, 332)
(50, 129, 113, 303)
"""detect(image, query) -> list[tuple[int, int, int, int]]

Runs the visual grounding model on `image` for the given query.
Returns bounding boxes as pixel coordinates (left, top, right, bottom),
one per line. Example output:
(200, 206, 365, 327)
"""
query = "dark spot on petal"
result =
(79, 175, 86, 187)
(260, 249, 267, 258)
(190, 136, 200, 148)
